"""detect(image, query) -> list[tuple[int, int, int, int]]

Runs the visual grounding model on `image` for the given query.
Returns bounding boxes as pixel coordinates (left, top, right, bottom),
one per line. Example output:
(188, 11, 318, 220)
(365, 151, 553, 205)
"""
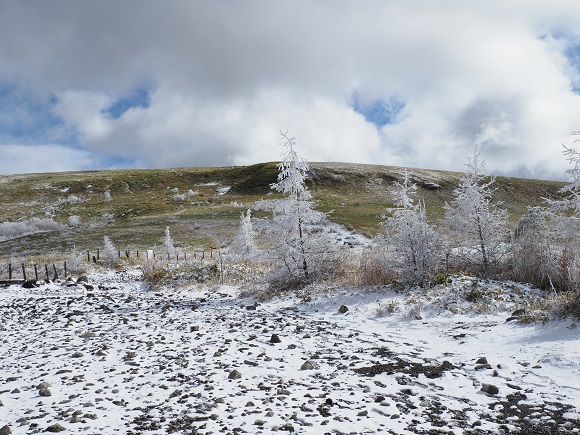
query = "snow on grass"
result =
(0, 270, 579, 434)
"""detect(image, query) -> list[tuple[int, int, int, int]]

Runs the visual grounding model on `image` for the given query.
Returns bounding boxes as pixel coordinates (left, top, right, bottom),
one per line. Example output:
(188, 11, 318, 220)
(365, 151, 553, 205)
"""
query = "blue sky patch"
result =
(104, 86, 151, 119)
(351, 92, 405, 127)
(542, 31, 580, 94)
(0, 82, 66, 144)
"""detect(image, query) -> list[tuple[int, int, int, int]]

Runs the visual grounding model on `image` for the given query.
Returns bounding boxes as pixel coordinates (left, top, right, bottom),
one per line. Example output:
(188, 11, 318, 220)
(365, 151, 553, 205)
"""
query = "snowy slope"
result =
(1, 271, 579, 434)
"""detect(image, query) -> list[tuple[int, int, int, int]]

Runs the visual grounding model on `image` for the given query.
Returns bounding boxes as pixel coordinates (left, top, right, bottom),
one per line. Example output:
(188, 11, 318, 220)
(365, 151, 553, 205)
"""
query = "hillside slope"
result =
(0, 162, 566, 257)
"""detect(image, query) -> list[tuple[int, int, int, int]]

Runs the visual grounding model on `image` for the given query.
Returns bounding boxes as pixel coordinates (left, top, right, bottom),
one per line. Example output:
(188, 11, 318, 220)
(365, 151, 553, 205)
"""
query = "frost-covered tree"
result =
(255, 131, 325, 280)
(545, 141, 580, 291)
(102, 235, 119, 265)
(164, 226, 176, 260)
(229, 209, 258, 260)
(444, 148, 508, 277)
(512, 207, 557, 287)
(382, 171, 441, 283)
(548, 143, 580, 214)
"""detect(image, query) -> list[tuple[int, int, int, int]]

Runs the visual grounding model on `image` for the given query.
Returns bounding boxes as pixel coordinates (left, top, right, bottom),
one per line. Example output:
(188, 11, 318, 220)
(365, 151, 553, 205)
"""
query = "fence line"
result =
(85, 248, 222, 263)
(0, 261, 67, 282)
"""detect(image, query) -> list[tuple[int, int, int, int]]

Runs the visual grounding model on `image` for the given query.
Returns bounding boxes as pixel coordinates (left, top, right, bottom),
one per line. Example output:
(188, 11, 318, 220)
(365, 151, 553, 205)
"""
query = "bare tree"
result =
(444, 147, 508, 277)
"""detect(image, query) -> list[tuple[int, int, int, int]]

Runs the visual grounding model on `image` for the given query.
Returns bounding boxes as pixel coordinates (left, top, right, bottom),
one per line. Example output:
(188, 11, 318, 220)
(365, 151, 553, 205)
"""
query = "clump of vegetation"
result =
(142, 258, 219, 289)
(375, 300, 400, 317)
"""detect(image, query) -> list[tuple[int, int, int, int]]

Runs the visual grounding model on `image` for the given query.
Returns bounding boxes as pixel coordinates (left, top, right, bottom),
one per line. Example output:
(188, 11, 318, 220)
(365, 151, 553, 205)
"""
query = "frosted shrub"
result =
(0, 218, 64, 242)
(382, 170, 442, 284)
(67, 248, 86, 275)
(444, 148, 508, 277)
(102, 235, 119, 265)
(229, 209, 258, 261)
(104, 191, 112, 202)
(68, 215, 81, 227)
(164, 226, 176, 260)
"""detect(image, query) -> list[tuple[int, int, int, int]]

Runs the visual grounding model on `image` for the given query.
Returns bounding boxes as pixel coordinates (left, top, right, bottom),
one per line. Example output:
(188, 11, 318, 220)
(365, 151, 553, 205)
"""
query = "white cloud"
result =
(2, 1, 580, 178)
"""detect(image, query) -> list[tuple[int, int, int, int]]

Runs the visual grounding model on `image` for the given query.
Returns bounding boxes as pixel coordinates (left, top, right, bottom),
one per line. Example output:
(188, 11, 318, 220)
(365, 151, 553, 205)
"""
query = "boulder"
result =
(480, 383, 499, 395)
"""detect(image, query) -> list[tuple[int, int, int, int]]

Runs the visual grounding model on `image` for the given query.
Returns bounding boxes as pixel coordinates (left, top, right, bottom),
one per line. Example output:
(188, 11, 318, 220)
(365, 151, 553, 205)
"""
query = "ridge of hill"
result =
(0, 162, 566, 257)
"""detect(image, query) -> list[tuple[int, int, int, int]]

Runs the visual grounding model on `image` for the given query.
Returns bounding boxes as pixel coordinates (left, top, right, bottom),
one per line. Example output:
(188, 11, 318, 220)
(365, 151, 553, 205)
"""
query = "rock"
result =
(123, 351, 137, 360)
(475, 364, 492, 371)
(71, 351, 84, 358)
(39, 387, 52, 397)
(45, 423, 66, 432)
(511, 308, 526, 317)
(475, 357, 488, 365)
(190, 325, 200, 332)
(77, 275, 88, 283)
(0, 425, 11, 435)
(480, 383, 499, 395)
(300, 361, 315, 370)
(22, 280, 38, 289)
(338, 305, 349, 314)
(228, 370, 242, 380)
(270, 334, 281, 344)
(423, 182, 440, 190)
(254, 419, 265, 426)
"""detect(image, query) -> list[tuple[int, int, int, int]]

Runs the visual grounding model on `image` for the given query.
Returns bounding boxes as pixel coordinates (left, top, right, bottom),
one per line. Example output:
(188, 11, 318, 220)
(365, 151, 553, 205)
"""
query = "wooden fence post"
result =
(8, 263, 12, 280)
(45, 264, 49, 281)
(53, 264, 59, 280)
(34, 264, 38, 281)
(21, 264, 26, 281)
(87, 251, 90, 262)
(97, 249, 100, 260)
(64, 262, 67, 277)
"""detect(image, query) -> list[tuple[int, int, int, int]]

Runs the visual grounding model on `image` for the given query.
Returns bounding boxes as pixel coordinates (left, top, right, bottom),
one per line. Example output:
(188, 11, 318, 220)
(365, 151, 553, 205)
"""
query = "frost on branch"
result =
(382, 170, 441, 284)
(444, 147, 508, 277)
(255, 131, 326, 282)
(548, 142, 580, 216)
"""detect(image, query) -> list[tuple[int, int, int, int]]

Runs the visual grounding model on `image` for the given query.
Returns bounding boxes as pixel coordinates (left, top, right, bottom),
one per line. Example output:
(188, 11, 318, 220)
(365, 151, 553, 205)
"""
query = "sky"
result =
(2, 1, 580, 180)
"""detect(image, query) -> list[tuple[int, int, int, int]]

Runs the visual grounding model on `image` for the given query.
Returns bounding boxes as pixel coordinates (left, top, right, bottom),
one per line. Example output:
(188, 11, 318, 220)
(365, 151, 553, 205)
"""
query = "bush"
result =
(143, 258, 219, 288)
(0, 218, 64, 242)
(356, 248, 397, 287)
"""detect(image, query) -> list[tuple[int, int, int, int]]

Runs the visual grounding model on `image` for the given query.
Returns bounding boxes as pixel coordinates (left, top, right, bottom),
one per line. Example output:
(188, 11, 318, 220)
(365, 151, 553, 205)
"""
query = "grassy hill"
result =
(0, 162, 567, 257)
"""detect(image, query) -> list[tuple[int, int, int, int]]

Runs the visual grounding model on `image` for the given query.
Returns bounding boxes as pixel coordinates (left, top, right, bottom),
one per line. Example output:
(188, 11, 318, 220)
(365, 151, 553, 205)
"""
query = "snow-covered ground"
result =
(1, 270, 579, 434)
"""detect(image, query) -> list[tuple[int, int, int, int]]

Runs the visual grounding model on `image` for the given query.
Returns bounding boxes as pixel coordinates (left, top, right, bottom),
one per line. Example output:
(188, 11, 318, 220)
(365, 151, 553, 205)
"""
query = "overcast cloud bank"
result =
(2, 1, 580, 179)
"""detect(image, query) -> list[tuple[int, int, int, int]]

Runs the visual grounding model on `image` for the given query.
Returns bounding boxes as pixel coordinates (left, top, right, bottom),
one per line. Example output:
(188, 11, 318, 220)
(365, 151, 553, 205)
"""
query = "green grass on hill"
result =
(0, 162, 567, 257)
